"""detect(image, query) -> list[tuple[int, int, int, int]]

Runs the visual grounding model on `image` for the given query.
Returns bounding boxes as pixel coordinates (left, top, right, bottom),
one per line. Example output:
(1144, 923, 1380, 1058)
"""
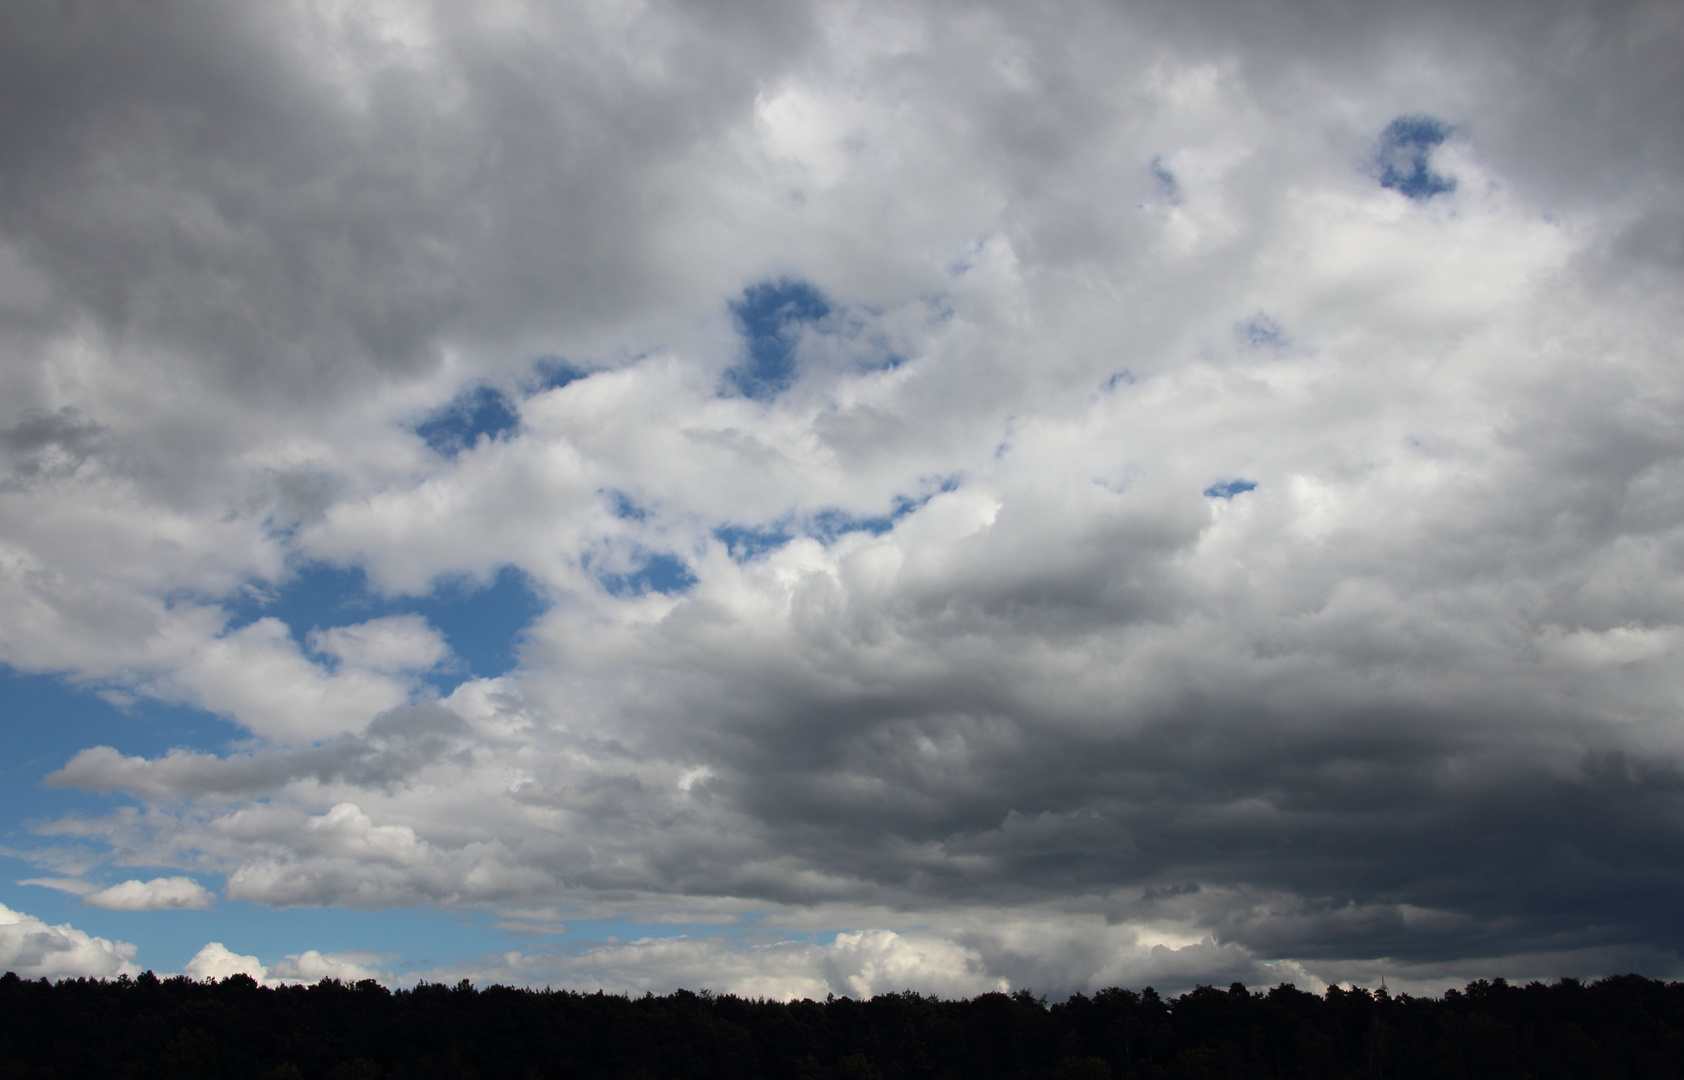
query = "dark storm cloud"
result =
(0, 407, 104, 487)
(6, 0, 1684, 995)
(0, 0, 818, 407)
(636, 662, 1684, 967)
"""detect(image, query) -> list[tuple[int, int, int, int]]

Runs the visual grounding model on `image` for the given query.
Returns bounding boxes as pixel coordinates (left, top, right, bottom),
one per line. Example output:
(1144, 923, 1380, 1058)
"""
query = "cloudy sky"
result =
(2, 0, 1682, 999)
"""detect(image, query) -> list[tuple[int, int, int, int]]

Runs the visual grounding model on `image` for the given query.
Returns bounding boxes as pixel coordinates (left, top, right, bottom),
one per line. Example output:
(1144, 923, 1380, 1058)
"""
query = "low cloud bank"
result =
(0, 903, 138, 981)
(184, 942, 388, 988)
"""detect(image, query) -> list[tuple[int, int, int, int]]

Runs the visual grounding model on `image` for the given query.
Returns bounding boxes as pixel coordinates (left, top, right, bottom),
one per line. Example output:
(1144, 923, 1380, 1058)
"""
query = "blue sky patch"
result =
(0, 668, 247, 825)
(416, 385, 520, 456)
(719, 480, 961, 555)
(723, 279, 833, 400)
(228, 563, 544, 687)
(1236, 314, 1287, 350)
(1204, 479, 1258, 499)
(0, 828, 748, 979)
(1102, 370, 1137, 391)
(527, 356, 588, 394)
(808, 507, 895, 542)
(227, 563, 382, 642)
(604, 490, 648, 521)
(806, 483, 959, 544)
(1150, 157, 1180, 202)
(416, 568, 547, 680)
(594, 552, 698, 597)
(1377, 115, 1456, 200)
(0, 672, 248, 974)
(0, 870, 520, 980)
(715, 522, 794, 562)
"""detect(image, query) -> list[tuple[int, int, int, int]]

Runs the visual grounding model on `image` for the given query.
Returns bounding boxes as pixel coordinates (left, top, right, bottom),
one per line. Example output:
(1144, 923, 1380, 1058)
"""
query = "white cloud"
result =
(0, 903, 139, 980)
(82, 877, 215, 912)
(408, 928, 1006, 1001)
(185, 942, 268, 983)
(18, 877, 95, 897)
(184, 942, 387, 987)
(309, 615, 451, 675)
(397, 915, 1329, 1000)
(163, 618, 428, 744)
(270, 949, 389, 986)
(6, 0, 1684, 993)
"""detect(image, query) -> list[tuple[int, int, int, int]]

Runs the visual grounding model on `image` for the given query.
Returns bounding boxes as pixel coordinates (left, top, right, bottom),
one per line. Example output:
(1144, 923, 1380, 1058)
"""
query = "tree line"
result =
(3, 968, 1683, 1079)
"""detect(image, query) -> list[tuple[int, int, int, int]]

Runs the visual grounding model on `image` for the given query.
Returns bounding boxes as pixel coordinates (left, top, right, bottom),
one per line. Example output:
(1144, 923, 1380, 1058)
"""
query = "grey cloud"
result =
(6, 0, 1684, 995)
(0, 407, 104, 488)
(392, 919, 1307, 1000)
(0, 902, 138, 981)
(48, 703, 469, 799)
(82, 876, 214, 912)
(495, 497, 1684, 959)
(0, 1, 816, 407)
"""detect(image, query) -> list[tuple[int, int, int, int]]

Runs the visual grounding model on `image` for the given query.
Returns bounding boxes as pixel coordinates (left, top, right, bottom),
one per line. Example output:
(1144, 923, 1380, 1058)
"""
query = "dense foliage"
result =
(4, 969, 1683, 1079)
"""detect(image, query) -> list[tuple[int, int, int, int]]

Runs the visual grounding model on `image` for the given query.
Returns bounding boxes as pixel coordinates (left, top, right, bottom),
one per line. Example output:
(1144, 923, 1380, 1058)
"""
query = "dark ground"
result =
(3, 969, 1682, 1078)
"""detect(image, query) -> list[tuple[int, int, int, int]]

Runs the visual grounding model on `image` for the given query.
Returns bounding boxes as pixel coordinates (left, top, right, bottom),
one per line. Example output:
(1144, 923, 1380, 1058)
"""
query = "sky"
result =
(1, 0, 1683, 1000)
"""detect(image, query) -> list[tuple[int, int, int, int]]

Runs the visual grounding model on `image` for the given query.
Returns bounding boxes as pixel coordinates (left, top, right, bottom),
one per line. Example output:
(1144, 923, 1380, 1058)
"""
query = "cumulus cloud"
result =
(47, 702, 472, 800)
(185, 942, 389, 987)
(271, 949, 390, 986)
(308, 616, 450, 676)
(418, 929, 1007, 1001)
(6, 0, 1684, 995)
(82, 877, 214, 912)
(398, 917, 1329, 1000)
(0, 903, 139, 980)
(184, 942, 269, 983)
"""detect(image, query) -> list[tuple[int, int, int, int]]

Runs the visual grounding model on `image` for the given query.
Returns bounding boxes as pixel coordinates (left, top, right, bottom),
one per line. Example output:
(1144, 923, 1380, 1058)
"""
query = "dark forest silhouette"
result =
(4, 969, 1682, 1078)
